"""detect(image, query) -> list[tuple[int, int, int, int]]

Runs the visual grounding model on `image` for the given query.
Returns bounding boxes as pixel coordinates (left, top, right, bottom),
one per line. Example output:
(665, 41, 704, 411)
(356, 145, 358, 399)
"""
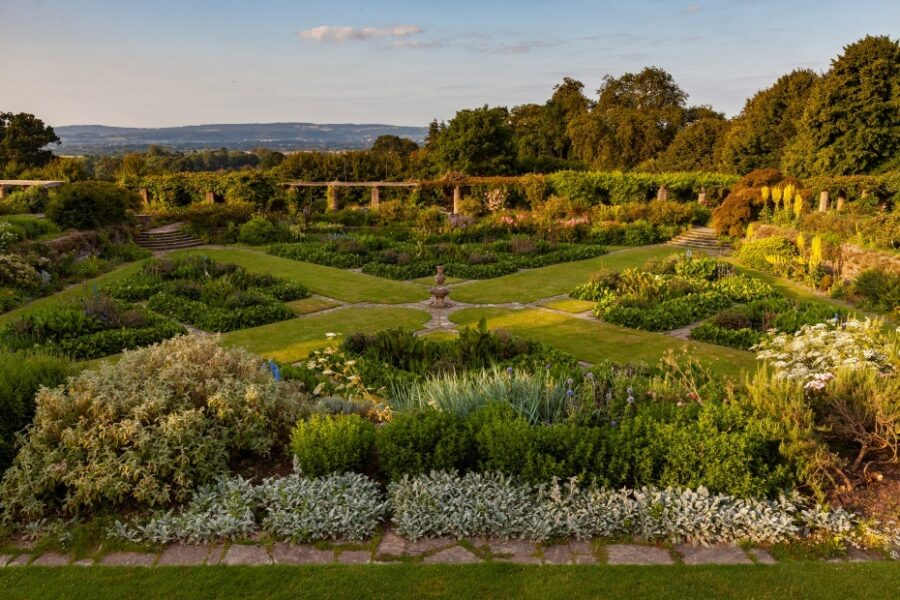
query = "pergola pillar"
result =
(818, 190, 829, 212)
(836, 194, 846, 211)
(204, 190, 215, 204)
(452, 185, 461, 215)
(370, 186, 380, 209)
(139, 188, 150, 206)
(0, 185, 7, 200)
(697, 186, 707, 205)
(656, 186, 668, 202)
(326, 185, 338, 212)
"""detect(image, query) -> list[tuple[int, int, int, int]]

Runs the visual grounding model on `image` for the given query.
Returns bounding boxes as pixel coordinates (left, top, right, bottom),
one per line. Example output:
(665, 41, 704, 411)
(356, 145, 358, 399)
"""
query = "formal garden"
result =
(2, 32, 900, 599)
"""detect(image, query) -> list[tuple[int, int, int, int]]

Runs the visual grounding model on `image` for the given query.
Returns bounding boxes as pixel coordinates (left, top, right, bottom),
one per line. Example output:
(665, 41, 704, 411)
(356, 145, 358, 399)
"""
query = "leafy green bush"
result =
(0, 351, 71, 473)
(46, 181, 138, 230)
(0, 292, 185, 359)
(853, 269, 900, 316)
(290, 414, 375, 477)
(0, 335, 309, 520)
(238, 216, 286, 245)
(375, 410, 472, 480)
(0, 253, 42, 292)
(736, 236, 796, 273)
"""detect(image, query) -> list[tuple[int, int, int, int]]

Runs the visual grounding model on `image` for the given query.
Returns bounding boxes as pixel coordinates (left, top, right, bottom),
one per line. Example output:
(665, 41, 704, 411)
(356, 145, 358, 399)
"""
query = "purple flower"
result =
(566, 389, 575, 398)
(506, 366, 514, 375)
(610, 420, 618, 428)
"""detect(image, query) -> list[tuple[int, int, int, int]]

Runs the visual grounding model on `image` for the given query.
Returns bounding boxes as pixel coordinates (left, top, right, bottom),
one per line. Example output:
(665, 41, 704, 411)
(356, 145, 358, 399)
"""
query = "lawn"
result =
(451, 245, 679, 304)
(0, 563, 896, 600)
(169, 248, 429, 304)
(287, 296, 341, 315)
(222, 306, 431, 363)
(451, 307, 757, 377)
(540, 298, 597, 313)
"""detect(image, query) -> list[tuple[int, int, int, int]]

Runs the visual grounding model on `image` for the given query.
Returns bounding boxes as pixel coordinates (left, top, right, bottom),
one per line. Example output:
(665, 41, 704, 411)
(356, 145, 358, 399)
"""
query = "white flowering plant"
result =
(753, 318, 897, 383)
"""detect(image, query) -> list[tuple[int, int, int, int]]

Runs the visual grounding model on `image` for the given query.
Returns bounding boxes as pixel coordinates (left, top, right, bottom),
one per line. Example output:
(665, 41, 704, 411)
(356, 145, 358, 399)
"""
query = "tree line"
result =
(2, 35, 898, 182)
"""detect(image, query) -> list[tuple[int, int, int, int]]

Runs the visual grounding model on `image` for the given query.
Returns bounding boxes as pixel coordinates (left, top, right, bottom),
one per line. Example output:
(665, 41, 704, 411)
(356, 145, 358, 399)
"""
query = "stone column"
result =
(656, 186, 668, 202)
(326, 185, 338, 212)
(453, 185, 461, 215)
(697, 187, 707, 205)
(138, 188, 150, 207)
(818, 190, 829, 212)
(836, 195, 846, 211)
(204, 190, 215, 204)
(370, 186, 380, 209)
(0, 185, 7, 200)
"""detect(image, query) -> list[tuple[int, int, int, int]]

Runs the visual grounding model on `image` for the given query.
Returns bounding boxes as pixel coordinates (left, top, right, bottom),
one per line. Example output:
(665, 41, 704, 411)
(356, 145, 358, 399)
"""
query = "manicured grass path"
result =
(223, 306, 431, 363)
(0, 563, 896, 600)
(452, 307, 756, 378)
(452, 245, 678, 304)
(170, 248, 429, 304)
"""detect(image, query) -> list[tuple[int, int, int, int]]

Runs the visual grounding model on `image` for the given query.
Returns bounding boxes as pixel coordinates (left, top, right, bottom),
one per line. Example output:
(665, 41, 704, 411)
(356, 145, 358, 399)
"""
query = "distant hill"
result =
(54, 122, 428, 155)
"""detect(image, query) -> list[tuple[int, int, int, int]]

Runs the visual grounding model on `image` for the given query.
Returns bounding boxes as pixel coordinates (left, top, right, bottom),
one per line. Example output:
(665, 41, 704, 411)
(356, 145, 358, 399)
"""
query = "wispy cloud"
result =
(298, 25, 423, 43)
(686, 4, 702, 13)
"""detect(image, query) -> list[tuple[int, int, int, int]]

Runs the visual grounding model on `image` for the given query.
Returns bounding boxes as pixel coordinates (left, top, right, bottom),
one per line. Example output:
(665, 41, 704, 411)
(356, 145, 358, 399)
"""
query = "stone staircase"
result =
(668, 226, 729, 252)
(135, 223, 203, 252)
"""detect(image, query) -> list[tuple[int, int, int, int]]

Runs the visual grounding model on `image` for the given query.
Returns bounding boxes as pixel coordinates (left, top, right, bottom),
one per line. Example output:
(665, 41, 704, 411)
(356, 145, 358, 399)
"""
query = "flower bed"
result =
(105, 255, 308, 332)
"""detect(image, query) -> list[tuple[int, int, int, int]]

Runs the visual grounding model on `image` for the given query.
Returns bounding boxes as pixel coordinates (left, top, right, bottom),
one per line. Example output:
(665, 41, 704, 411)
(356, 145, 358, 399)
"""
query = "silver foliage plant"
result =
(113, 471, 386, 544)
(388, 472, 854, 545)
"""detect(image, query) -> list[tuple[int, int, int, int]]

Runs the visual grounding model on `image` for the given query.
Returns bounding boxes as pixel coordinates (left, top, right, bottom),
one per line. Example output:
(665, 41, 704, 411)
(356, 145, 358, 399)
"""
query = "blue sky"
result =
(2, 0, 898, 128)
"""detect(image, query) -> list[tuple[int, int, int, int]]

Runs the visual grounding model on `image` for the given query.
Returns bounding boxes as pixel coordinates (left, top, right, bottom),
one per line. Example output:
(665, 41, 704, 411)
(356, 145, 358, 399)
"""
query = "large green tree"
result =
(719, 70, 819, 174)
(650, 114, 731, 172)
(431, 105, 517, 175)
(567, 67, 689, 169)
(0, 112, 60, 176)
(782, 36, 900, 176)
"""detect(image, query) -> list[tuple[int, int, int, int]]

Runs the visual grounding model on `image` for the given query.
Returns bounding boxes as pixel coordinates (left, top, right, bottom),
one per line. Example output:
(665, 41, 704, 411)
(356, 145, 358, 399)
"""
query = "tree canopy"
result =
(783, 35, 900, 176)
(430, 105, 517, 176)
(0, 112, 60, 176)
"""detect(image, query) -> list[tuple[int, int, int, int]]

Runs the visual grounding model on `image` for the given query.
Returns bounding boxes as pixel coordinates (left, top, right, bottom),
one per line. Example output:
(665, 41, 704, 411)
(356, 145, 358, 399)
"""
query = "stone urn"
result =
(430, 265, 451, 308)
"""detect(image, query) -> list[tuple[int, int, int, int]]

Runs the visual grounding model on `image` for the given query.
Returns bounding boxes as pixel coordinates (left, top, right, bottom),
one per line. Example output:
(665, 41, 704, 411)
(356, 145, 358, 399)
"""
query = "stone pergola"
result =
(282, 181, 421, 212)
(0, 179, 63, 199)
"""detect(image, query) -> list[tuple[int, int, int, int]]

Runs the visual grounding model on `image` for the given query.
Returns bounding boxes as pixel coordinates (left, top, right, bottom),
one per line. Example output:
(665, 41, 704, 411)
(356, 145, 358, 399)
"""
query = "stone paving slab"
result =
(157, 545, 215, 566)
(376, 530, 407, 556)
(747, 548, 776, 564)
(406, 538, 457, 555)
(0, 554, 14, 567)
(272, 543, 333, 565)
(488, 540, 537, 556)
(573, 554, 599, 565)
(336, 551, 371, 564)
(678, 544, 751, 565)
(74, 559, 94, 567)
(606, 544, 674, 565)
(220, 545, 272, 566)
(568, 540, 594, 556)
(496, 554, 542, 564)
(543, 545, 572, 564)
(423, 546, 481, 564)
(31, 552, 70, 566)
(99, 552, 157, 567)
(6, 555, 31, 567)
(847, 548, 883, 562)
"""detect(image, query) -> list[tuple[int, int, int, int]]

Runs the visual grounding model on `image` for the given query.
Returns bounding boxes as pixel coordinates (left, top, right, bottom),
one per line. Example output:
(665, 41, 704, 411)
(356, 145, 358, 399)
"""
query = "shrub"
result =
(737, 236, 796, 273)
(0, 253, 42, 292)
(0, 351, 71, 474)
(853, 269, 900, 316)
(115, 472, 386, 544)
(290, 414, 376, 477)
(238, 216, 284, 245)
(0, 335, 309, 520)
(376, 410, 472, 480)
(45, 181, 138, 230)
(388, 472, 851, 543)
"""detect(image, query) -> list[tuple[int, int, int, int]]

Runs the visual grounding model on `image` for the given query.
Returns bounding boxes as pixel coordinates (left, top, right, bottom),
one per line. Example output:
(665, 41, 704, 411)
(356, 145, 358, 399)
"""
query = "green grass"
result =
(222, 306, 431, 363)
(452, 245, 679, 304)
(412, 275, 466, 286)
(169, 248, 429, 304)
(287, 297, 341, 315)
(540, 298, 597, 313)
(0, 563, 897, 600)
(0, 261, 148, 327)
(451, 307, 756, 378)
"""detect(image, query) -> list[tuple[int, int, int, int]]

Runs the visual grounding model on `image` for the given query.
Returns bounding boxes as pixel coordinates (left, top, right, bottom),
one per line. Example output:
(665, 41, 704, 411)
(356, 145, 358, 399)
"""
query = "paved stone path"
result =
(0, 534, 865, 567)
